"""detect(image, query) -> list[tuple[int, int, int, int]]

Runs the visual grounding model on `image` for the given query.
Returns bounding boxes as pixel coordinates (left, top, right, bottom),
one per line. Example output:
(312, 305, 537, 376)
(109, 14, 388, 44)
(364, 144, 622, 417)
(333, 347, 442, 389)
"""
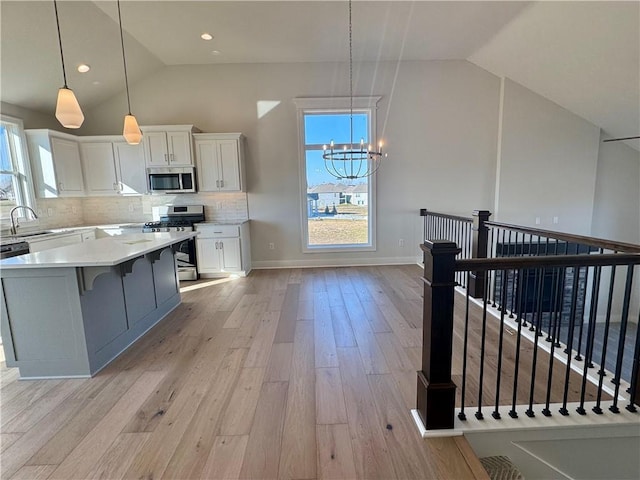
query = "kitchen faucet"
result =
(9, 205, 38, 235)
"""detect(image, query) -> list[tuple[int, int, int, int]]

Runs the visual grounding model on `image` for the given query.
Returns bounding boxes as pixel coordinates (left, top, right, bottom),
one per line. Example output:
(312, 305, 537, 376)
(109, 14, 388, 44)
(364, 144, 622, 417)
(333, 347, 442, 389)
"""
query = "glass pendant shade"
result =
(55, 87, 84, 129)
(123, 114, 142, 145)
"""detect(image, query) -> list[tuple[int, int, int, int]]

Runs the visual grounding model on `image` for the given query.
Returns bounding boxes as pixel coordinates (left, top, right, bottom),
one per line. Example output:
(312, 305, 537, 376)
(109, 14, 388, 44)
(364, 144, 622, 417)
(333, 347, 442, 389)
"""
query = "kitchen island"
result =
(0, 232, 196, 379)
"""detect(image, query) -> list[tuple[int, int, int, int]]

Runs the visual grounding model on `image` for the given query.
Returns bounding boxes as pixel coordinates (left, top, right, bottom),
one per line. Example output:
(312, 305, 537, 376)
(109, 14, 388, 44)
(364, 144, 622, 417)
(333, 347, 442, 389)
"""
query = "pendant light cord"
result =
(117, 0, 132, 115)
(53, 0, 68, 88)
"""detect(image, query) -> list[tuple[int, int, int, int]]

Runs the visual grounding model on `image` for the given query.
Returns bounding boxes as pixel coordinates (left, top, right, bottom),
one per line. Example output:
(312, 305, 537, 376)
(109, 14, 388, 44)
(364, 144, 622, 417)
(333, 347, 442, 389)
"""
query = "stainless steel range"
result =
(143, 205, 204, 280)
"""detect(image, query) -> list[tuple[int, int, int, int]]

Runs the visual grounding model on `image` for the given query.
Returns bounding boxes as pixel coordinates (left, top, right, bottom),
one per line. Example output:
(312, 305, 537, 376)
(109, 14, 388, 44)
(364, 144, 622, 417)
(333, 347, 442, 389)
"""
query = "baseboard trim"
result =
(252, 256, 421, 269)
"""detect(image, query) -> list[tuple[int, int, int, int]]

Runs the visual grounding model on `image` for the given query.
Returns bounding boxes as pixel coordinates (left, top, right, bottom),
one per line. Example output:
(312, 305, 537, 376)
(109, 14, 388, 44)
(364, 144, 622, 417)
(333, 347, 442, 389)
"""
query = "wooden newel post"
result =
(468, 210, 491, 299)
(416, 240, 460, 430)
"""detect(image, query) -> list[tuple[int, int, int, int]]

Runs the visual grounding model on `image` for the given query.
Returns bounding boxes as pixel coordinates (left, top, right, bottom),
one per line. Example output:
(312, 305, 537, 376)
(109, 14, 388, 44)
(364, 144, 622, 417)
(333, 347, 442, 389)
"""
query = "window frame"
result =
(0, 114, 37, 225)
(294, 96, 381, 253)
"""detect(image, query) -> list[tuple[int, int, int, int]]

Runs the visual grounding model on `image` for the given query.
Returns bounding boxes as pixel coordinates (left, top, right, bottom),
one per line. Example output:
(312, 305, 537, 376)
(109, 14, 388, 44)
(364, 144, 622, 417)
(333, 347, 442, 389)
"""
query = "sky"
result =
(304, 113, 369, 186)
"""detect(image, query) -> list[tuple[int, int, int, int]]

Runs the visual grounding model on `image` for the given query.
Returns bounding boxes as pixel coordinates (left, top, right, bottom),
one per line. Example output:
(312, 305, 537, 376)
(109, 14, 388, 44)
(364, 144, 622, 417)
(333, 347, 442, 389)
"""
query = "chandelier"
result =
(322, 0, 385, 180)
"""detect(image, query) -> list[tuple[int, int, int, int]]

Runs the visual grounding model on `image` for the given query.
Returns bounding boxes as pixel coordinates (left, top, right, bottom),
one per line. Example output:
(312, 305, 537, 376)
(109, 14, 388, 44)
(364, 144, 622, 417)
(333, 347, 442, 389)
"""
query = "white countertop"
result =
(0, 232, 196, 269)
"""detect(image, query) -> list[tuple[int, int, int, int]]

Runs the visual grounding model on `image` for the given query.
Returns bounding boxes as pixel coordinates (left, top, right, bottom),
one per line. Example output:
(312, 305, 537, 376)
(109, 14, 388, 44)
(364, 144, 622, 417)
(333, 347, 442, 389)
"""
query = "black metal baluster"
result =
(594, 265, 617, 414)
(542, 266, 565, 417)
(554, 259, 567, 349)
(577, 263, 602, 415)
(546, 239, 560, 342)
(559, 266, 582, 416)
(493, 269, 508, 419)
(513, 232, 522, 321)
(574, 265, 590, 361)
(529, 235, 542, 333)
(487, 228, 500, 308)
(510, 267, 525, 419)
(610, 266, 635, 413)
(526, 266, 546, 417)
(626, 309, 640, 412)
(508, 230, 516, 318)
(458, 286, 472, 421)
(498, 229, 507, 312)
(476, 273, 491, 420)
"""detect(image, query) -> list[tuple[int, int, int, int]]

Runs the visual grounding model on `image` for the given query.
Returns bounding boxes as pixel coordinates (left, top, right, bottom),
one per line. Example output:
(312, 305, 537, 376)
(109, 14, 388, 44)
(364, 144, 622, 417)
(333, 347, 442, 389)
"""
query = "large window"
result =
(0, 115, 36, 222)
(295, 97, 380, 252)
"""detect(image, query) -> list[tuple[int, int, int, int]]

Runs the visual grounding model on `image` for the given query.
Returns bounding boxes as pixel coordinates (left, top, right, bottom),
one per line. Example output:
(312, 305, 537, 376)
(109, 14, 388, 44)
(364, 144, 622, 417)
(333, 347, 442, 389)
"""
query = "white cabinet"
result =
(80, 141, 119, 195)
(113, 142, 147, 195)
(26, 130, 85, 198)
(195, 222, 251, 277)
(194, 133, 245, 192)
(80, 138, 146, 196)
(141, 126, 200, 167)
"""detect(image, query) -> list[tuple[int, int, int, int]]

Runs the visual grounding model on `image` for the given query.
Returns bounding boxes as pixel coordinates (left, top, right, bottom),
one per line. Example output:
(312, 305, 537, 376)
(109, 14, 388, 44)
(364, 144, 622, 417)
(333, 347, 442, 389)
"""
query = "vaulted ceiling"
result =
(1, 1, 638, 149)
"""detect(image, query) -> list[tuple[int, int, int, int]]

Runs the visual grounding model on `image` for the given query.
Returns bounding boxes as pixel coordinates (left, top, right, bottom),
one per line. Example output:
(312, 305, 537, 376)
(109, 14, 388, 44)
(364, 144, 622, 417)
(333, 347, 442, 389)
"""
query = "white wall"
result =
(494, 78, 601, 235)
(85, 60, 501, 266)
(1, 101, 60, 130)
(591, 132, 640, 323)
(591, 134, 640, 244)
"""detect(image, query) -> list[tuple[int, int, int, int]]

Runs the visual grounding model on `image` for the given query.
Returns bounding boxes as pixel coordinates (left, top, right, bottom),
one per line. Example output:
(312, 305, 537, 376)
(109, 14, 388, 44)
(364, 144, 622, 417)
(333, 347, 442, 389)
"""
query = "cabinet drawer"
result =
(195, 224, 239, 238)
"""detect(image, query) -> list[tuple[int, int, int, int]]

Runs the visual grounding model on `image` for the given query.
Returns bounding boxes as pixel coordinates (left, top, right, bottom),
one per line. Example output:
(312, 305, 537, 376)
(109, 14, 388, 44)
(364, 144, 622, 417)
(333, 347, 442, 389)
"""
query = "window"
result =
(0, 115, 36, 222)
(295, 97, 380, 252)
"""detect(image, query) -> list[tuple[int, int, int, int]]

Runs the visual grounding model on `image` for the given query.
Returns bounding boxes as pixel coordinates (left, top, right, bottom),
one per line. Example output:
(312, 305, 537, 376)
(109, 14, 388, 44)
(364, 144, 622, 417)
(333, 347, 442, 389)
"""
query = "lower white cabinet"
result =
(195, 222, 251, 277)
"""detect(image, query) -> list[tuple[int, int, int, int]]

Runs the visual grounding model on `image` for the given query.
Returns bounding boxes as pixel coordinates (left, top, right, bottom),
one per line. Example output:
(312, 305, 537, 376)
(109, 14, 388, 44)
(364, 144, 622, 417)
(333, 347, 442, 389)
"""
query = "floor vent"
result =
(479, 455, 524, 480)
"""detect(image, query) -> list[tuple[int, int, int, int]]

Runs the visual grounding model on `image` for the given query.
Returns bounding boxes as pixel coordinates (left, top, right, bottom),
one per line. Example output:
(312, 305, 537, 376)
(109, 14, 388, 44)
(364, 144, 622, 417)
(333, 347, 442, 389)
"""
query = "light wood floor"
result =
(0, 266, 489, 480)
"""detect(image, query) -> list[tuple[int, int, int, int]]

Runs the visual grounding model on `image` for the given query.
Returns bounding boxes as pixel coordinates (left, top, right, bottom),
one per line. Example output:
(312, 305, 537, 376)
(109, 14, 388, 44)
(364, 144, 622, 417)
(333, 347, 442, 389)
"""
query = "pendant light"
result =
(322, 0, 386, 180)
(53, 0, 84, 129)
(117, 0, 142, 145)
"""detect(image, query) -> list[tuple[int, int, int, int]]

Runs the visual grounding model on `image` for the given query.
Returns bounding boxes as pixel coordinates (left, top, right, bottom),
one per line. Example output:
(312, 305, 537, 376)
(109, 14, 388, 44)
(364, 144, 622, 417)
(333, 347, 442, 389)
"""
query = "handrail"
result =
(420, 208, 473, 223)
(453, 253, 640, 272)
(485, 220, 640, 254)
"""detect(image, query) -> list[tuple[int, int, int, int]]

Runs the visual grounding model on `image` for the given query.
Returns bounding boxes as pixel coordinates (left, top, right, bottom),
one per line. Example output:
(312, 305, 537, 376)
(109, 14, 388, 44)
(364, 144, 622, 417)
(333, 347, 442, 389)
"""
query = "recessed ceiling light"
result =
(92, 81, 101, 85)
(77, 64, 91, 73)
(201, 33, 213, 41)
(211, 50, 221, 56)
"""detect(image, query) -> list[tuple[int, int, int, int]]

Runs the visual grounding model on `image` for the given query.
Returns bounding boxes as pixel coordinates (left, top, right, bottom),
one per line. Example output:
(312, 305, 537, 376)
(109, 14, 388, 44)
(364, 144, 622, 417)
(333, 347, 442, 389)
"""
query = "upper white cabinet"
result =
(141, 125, 200, 167)
(80, 141, 119, 195)
(194, 133, 245, 192)
(26, 130, 85, 198)
(80, 137, 146, 196)
(113, 142, 147, 195)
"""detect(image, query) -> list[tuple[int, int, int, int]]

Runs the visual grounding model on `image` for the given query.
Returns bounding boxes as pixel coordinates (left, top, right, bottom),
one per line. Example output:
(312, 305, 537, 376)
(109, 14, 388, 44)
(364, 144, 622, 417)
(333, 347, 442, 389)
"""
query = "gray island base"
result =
(0, 232, 197, 379)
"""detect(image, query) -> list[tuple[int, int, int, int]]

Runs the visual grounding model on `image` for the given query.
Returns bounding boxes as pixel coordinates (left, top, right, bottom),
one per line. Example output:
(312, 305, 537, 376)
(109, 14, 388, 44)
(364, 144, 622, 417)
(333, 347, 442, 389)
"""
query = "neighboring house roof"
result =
(308, 182, 368, 194)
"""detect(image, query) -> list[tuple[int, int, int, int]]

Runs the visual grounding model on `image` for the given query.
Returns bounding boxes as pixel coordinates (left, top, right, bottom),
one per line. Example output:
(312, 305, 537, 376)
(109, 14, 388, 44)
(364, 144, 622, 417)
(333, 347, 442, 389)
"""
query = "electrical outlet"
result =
(129, 204, 135, 213)
(216, 202, 222, 209)
(553, 216, 559, 224)
(268, 242, 275, 250)
(47, 208, 53, 217)
(535, 217, 541, 225)
(399, 239, 404, 247)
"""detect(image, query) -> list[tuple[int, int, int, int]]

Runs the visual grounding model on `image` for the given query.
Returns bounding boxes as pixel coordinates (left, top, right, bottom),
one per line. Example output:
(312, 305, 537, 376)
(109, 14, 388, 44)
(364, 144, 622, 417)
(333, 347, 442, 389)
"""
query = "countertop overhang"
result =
(0, 232, 197, 269)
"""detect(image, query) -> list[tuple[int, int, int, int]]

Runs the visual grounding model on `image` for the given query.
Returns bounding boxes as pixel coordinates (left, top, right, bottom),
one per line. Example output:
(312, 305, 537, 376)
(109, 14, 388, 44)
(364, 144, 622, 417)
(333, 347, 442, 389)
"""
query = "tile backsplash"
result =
(1, 193, 249, 231)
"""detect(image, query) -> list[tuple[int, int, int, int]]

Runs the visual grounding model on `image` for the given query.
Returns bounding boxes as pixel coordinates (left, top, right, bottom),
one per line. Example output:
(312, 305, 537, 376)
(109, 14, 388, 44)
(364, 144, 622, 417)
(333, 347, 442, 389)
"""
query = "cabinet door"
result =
(114, 142, 147, 194)
(50, 137, 84, 195)
(144, 132, 169, 166)
(195, 140, 220, 192)
(80, 142, 118, 195)
(167, 131, 192, 166)
(217, 139, 241, 191)
(196, 238, 222, 272)
(219, 237, 241, 271)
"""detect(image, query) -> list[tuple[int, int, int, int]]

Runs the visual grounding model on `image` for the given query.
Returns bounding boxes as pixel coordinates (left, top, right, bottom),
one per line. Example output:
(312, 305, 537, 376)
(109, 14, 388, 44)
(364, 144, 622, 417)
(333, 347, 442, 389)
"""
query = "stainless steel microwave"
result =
(148, 167, 196, 193)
